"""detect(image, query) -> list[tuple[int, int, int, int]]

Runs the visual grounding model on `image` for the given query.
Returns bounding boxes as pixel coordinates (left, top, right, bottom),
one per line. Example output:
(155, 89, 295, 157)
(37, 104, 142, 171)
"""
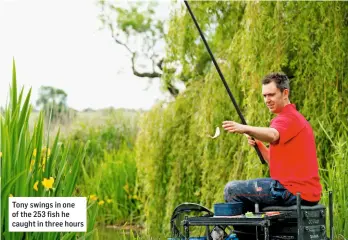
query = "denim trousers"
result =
(223, 178, 297, 212)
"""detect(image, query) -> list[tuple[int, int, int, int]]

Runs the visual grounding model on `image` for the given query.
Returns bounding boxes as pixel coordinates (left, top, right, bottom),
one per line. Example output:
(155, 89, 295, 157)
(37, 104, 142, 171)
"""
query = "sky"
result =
(0, 0, 172, 111)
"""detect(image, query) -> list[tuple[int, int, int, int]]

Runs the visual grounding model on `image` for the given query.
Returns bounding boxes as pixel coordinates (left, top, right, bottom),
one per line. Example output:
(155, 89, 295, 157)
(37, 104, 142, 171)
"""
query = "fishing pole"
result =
(184, 1, 266, 165)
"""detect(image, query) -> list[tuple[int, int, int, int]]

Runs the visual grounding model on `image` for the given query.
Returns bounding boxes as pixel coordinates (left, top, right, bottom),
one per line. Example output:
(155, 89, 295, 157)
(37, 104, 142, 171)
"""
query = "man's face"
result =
(262, 81, 289, 114)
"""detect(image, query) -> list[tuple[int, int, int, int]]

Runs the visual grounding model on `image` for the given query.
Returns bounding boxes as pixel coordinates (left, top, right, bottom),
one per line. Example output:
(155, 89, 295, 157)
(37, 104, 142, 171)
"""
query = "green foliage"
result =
(36, 86, 67, 107)
(0, 60, 96, 240)
(67, 109, 138, 176)
(66, 109, 140, 225)
(136, 2, 348, 238)
(114, 2, 160, 35)
(164, 2, 246, 86)
(94, 228, 143, 240)
(79, 146, 139, 225)
(36, 85, 73, 123)
(319, 122, 348, 239)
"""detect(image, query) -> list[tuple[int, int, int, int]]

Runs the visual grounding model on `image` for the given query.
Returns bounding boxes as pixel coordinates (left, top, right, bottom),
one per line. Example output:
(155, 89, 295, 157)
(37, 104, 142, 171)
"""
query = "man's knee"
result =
(224, 180, 242, 202)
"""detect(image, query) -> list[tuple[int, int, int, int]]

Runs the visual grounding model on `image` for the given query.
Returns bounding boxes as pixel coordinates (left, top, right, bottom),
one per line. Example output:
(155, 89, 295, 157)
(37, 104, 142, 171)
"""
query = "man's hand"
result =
(222, 121, 272, 164)
(244, 134, 261, 146)
(222, 121, 246, 134)
(223, 121, 279, 143)
(244, 134, 270, 164)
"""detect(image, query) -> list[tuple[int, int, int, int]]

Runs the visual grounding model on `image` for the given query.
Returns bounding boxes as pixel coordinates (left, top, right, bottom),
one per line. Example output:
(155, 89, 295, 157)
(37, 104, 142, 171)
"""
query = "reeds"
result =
(0, 60, 97, 240)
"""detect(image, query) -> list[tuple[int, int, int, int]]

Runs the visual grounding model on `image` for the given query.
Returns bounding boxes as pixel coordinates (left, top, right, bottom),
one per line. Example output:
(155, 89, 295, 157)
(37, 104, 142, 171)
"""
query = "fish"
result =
(208, 127, 220, 139)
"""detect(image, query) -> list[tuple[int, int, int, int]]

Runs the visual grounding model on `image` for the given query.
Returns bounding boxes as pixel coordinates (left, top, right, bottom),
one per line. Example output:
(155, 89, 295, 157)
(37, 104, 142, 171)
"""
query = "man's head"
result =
(261, 72, 290, 114)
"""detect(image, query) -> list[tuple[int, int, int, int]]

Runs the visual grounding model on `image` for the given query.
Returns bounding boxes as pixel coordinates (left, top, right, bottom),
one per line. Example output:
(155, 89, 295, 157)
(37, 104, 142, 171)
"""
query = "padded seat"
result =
(262, 204, 325, 211)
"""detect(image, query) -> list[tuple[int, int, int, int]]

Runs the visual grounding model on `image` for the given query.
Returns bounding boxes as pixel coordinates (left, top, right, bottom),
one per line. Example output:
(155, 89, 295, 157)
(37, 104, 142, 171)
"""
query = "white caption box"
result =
(9, 197, 86, 232)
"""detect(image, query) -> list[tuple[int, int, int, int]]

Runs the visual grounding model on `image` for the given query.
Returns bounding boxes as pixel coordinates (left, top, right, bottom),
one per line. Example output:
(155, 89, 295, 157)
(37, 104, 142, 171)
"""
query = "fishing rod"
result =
(184, 1, 266, 165)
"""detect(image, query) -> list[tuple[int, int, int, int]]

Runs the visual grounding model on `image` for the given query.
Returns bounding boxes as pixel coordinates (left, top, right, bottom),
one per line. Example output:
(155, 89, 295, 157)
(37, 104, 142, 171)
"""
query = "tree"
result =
(98, 1, 247, 98)
(36, 86, 69, 122)
(98, 1, 180, 97)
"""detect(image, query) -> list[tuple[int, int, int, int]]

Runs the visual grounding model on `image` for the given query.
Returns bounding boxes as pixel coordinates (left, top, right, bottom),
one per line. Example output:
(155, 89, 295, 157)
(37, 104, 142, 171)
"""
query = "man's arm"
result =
(222, 121, 279, 143)
(245, 135, 270, 164)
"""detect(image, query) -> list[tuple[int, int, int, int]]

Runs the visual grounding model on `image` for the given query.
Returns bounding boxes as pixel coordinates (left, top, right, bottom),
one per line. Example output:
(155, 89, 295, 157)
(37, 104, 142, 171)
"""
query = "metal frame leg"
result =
(297, 192, 303, 240)
(184, 216, 189, 240)
(329, 191, 333, 240)
(205, 226, 210, 239)
(264, 226, 269, 240)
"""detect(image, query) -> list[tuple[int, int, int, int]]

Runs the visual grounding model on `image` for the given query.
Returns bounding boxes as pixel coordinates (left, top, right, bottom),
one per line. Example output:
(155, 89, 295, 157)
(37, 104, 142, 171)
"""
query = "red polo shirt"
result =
(270, 104, 322, 202)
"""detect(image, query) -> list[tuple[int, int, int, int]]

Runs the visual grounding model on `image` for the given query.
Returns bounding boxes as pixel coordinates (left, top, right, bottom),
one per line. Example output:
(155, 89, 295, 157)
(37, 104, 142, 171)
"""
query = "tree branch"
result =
(131, 54, 162, 78)
(166, 82, 179, 97)
(157, 59, 164, 70)
(109, 24, 133, 54)
(109, 23, 163, 78)
(107, 21, 179, 97)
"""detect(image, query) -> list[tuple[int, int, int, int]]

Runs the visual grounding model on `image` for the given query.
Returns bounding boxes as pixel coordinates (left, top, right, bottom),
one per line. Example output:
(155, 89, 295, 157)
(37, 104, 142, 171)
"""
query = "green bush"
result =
(66, 109, 140, 225)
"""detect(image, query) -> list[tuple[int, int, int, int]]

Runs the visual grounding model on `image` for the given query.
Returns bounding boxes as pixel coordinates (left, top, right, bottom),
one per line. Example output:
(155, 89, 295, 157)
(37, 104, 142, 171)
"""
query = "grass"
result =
(319, 121, 348, 239)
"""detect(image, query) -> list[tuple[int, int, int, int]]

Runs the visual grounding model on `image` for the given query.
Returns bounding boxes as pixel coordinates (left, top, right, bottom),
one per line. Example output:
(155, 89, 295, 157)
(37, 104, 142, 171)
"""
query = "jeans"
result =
(223, 178, 297, 212)
(224, 178, 319, 240)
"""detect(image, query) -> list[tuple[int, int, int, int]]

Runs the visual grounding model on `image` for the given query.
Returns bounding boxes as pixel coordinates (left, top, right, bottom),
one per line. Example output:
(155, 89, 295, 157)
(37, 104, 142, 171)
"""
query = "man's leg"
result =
(224, 178, 297, 240)
(224, 178, 297, 211)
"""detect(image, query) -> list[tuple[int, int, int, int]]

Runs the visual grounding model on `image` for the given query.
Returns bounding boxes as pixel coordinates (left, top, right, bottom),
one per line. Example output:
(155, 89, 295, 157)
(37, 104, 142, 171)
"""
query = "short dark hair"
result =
(262, 72, 290, 92)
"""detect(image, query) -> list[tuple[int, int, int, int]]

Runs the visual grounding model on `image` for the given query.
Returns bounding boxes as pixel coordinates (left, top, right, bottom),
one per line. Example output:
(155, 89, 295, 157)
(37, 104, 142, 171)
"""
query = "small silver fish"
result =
(208, 127, 220, 139)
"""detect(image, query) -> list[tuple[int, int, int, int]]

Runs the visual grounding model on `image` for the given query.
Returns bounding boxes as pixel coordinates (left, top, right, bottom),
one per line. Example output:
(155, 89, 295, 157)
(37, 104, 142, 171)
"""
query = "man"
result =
(222, 72, 322, 212)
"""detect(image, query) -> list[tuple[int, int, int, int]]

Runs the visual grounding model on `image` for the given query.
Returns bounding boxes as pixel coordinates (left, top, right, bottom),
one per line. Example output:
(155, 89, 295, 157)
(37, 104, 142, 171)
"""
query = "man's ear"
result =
(283, 89, 289, 99)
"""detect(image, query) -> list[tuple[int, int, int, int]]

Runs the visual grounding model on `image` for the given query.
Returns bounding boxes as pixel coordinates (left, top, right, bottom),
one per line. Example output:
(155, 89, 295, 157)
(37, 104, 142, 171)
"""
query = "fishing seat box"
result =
(262, 204, 327, 240)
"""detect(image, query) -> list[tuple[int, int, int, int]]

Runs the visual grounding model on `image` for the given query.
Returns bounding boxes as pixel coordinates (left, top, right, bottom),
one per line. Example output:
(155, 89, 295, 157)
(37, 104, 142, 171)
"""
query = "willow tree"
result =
(136, 1, 348, 237)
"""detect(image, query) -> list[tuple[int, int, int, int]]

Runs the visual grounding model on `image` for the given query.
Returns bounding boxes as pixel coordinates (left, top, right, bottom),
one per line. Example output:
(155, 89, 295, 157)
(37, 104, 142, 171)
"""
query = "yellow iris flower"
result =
(98, 200, 105, 206)
(106, 199, 113, 203)
(132, 195, 139, 200)
(89, 194, 98, 201)
(33, 149, 37, 157)
(42, 147, 51, 159)
(33, 181, 39, 191)
(33, 147, 51, 158)
(123, 183, 129, 194)
(30, 160, 35, 172)
(42, 177, 54, 191)
(41, 148, 51, 172)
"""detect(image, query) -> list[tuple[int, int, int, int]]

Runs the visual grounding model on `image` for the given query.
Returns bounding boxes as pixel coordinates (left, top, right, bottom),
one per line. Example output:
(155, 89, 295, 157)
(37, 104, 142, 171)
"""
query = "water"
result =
(95, 226, 142, 240)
